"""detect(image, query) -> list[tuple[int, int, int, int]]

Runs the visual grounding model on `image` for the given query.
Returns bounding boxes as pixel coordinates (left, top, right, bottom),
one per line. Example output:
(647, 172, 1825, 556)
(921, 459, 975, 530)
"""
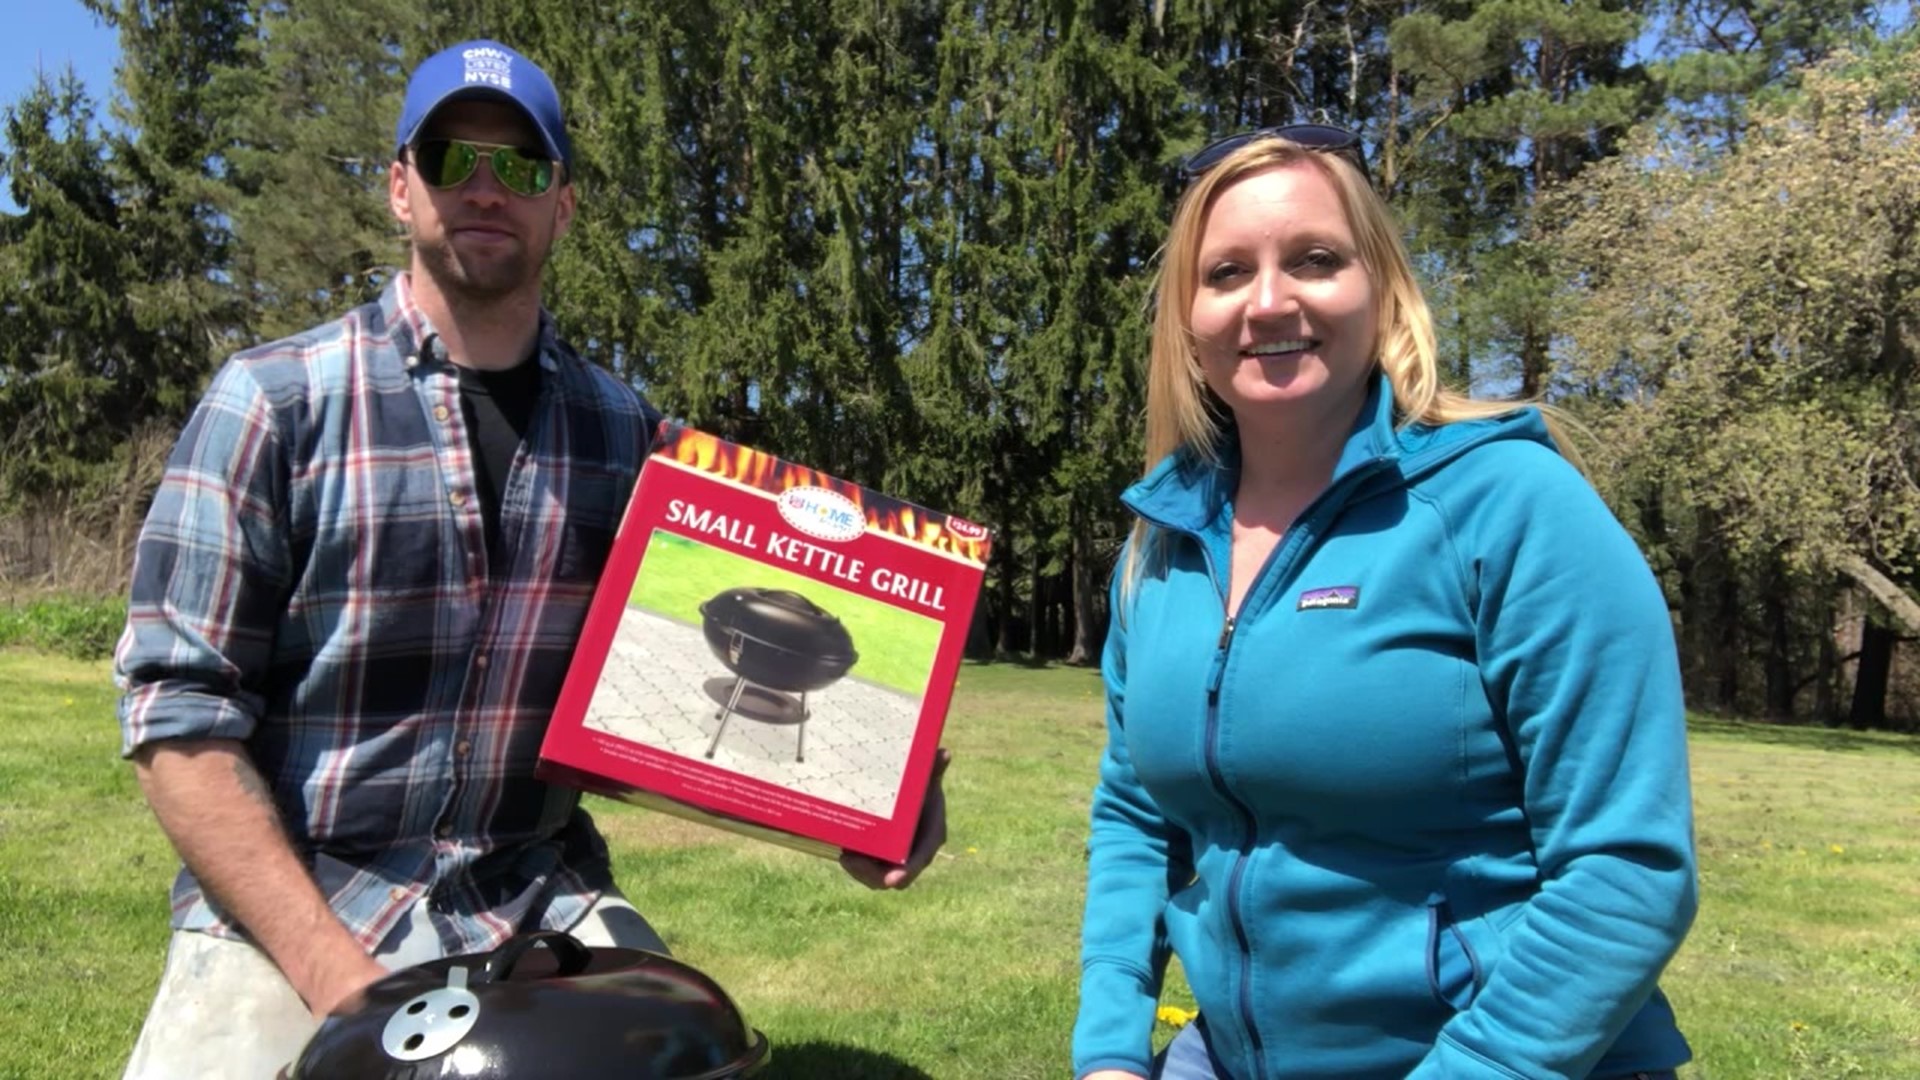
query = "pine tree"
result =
(0, 74, 136, 504)
(1389, 0, 1651, 398)
(212, 0, 424, 341)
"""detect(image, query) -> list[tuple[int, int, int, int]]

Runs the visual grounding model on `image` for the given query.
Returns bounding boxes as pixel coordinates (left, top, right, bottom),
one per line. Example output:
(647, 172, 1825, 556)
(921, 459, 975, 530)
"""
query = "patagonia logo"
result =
(1297, 585, 1360, 611)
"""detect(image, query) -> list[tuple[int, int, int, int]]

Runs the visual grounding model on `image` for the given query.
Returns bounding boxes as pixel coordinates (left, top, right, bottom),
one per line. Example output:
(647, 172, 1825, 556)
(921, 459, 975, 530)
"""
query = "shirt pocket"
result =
(545, 467, 626, 585)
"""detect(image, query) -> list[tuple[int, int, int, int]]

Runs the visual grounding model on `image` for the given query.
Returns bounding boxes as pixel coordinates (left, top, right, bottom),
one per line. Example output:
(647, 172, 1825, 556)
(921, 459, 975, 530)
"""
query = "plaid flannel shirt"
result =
(115, 275, 656, 956)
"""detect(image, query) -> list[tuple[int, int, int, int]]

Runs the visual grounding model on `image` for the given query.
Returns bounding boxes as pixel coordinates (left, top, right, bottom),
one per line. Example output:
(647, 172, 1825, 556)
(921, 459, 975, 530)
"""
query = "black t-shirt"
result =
(456, 358, 542, 571)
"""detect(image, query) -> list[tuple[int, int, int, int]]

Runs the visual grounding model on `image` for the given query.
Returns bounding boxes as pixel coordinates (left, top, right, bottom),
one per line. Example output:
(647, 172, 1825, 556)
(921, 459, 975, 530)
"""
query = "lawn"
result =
(1, 650, 1915, 1078)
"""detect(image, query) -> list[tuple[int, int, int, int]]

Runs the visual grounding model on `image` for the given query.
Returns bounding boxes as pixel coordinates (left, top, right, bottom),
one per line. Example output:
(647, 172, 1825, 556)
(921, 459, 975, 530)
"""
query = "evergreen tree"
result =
(1645, 0, 1885, 142)
(87, 0, 252, 400)
(1012, 0, 1169, 661)
(212, 0, 423, 341)
(0, 74, 140, 504)
(1389, 0, 1650, 397)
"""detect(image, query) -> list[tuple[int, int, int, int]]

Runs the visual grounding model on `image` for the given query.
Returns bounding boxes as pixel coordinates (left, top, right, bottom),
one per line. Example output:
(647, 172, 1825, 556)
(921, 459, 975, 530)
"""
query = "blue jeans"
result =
(1150, 1019, 1230, 1079)
(1149, 1022, 1679, 1080)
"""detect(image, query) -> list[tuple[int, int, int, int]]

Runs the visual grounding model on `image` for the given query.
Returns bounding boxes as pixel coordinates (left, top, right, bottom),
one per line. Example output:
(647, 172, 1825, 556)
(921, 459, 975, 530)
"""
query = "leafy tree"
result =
(1551, 39, 1920, 724)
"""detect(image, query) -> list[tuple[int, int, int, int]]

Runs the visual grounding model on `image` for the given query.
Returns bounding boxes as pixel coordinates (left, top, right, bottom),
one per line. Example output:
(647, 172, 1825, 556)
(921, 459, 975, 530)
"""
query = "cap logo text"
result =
(462, 47, 513, 90)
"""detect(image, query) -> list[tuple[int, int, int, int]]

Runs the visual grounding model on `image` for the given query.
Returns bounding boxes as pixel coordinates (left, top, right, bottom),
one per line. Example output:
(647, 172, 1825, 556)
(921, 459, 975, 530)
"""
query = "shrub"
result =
(0, 595, 127, 661)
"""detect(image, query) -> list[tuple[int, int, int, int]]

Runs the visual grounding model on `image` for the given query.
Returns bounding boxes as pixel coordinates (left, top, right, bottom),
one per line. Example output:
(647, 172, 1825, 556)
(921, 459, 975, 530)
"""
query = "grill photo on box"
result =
(698, 587, 859, 762)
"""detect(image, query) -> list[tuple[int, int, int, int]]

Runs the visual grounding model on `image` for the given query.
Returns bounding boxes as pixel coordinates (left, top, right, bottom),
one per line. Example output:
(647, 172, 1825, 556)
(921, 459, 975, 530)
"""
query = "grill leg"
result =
(796, 692, 808, 763)
(707, 676, 748, 758)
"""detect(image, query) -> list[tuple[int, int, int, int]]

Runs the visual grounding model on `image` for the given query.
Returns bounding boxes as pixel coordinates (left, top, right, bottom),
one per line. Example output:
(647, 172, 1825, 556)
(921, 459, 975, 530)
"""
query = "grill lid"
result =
(700, 588, 856, 662)
(284, 931, 770, 1079)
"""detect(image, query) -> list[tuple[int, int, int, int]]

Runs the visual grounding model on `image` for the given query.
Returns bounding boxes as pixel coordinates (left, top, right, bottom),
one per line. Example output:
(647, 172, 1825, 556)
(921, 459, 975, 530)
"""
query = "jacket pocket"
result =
(1425, 891, 1484, 1011)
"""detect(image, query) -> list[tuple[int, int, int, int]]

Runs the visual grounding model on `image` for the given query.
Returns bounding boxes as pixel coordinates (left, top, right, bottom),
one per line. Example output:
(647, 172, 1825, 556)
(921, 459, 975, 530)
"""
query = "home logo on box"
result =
(778, 487, 865, 543)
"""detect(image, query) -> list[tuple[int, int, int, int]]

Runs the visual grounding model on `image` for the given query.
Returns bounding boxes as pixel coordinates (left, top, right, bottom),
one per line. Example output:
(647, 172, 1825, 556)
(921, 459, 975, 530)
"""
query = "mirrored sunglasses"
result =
(1181, 123, 1369, 184)
(411, 138, 557, 197)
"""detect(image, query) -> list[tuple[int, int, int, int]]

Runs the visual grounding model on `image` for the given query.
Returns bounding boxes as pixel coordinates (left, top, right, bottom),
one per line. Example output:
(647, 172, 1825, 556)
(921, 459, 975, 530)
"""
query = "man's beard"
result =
(413, 222, 547, 304)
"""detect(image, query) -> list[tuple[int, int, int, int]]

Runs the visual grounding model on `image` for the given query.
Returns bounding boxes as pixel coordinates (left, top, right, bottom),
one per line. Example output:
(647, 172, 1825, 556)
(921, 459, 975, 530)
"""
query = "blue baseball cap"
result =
(395, 40, 571, 168)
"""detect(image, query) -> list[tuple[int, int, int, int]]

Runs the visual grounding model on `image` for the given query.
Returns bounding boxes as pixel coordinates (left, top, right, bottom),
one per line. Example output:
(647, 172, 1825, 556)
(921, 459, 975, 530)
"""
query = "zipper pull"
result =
(1207, 615, 1237, 694)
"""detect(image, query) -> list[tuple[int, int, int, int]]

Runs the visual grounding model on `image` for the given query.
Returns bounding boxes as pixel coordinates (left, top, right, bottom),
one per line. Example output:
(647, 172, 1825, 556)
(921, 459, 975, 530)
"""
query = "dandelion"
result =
(1157, 1005, 1198, 1028)
(1790, 1020, 1808, 1033)
(1829, 844, 1844, 854)
(966, 846, 979, 855)
(63, 697, 74, 706)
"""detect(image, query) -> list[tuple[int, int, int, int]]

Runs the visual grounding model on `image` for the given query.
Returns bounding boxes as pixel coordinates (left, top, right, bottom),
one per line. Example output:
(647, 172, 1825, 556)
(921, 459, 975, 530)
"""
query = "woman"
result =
(1072, 127, 1698, 1080)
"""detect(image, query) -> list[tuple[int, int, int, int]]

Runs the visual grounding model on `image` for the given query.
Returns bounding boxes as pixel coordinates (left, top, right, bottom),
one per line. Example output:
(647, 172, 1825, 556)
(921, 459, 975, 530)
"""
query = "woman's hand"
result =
(839, 748, 951, 889)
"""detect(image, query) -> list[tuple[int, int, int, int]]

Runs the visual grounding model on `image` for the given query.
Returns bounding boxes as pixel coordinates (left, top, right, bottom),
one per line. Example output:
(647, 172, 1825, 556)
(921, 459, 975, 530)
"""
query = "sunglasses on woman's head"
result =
(1181, 123, 1369, 184)
(410, 138, 558, 197)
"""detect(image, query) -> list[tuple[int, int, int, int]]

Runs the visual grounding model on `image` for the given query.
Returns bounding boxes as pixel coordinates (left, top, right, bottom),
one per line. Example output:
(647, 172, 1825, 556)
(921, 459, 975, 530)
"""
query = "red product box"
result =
(538, 424, 991, 864)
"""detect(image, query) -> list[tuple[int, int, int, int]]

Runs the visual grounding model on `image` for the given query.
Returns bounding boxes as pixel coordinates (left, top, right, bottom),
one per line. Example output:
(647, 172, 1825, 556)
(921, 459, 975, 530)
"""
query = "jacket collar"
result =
(1123, 371, 1402, 533)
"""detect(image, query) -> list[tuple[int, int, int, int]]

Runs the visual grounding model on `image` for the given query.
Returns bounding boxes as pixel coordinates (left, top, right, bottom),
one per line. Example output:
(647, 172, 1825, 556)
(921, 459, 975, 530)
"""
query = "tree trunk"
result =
(1763, 583, 1793, 722)
(1519, 322, 1549, 400)
(1836, 552, 1920, 636)
(1814, 599, 1838, 726)
(1066, 524, 1098, 666)
(1027, 552, 1043, 662)
(1849, 620, 1896, 730)
(1715, 573, 1741, 711)
(965, 591, 993, 660)
(994, 530, 1016, 658)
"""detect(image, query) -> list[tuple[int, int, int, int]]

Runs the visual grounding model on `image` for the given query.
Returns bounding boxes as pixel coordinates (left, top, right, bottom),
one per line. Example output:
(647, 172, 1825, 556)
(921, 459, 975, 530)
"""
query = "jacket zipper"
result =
(1203, 609, 1267, 1078)
(1188, 457, 1391, 1078)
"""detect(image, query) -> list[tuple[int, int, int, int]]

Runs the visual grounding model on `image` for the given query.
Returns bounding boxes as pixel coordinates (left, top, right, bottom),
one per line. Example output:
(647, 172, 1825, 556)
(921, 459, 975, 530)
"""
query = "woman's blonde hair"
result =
(1122, 136, 1576, 598)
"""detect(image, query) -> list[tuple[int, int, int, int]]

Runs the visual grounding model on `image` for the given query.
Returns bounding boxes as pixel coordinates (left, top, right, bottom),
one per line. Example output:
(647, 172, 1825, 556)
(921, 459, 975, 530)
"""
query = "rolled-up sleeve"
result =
(116, 359, 293, 754)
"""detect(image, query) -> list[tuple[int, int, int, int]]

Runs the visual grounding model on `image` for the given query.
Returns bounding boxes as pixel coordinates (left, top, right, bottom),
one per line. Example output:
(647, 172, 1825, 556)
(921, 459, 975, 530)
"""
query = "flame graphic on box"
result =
(655, 424, 991, 565)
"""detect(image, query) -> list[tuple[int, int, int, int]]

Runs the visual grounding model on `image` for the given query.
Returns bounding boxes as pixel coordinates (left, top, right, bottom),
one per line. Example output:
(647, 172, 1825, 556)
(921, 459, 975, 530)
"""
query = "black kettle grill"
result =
(698, 587, 859, 763)
(282, 931, 769, 1079)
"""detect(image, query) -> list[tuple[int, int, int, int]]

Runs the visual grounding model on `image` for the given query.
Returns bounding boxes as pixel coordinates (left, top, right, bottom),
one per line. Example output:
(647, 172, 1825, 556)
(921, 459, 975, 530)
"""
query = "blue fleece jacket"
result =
(1073, 377, 1698, 1080)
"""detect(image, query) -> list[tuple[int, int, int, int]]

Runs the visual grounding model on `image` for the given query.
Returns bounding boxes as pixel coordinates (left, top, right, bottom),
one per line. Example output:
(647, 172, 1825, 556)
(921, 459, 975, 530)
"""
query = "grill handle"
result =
(480, 930, 594, 983)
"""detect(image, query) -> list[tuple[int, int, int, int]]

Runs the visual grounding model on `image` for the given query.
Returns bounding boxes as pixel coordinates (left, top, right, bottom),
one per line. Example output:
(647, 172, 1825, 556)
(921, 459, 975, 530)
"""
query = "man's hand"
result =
(840, 748, 950, 889)
(302, 950, 391, 1019)
(134, 740, 389, 1020)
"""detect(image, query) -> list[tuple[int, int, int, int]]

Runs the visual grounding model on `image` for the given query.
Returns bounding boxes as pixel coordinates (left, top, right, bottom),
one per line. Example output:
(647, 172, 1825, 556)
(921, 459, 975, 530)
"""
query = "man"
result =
(115, 39, 946, 1079)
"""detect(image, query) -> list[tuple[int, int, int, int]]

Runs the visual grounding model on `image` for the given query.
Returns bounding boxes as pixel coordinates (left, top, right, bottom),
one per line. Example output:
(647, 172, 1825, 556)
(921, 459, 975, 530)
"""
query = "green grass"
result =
(2, 651, 1917, 1078)
(629, 530, 945, 695)
(1665, 719, 1920, 1078)
(0, 654, 173, 1075)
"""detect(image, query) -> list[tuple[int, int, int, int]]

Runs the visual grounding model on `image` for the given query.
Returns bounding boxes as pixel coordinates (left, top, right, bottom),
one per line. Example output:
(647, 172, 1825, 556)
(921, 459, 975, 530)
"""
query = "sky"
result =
(3, 1, 121, 214)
